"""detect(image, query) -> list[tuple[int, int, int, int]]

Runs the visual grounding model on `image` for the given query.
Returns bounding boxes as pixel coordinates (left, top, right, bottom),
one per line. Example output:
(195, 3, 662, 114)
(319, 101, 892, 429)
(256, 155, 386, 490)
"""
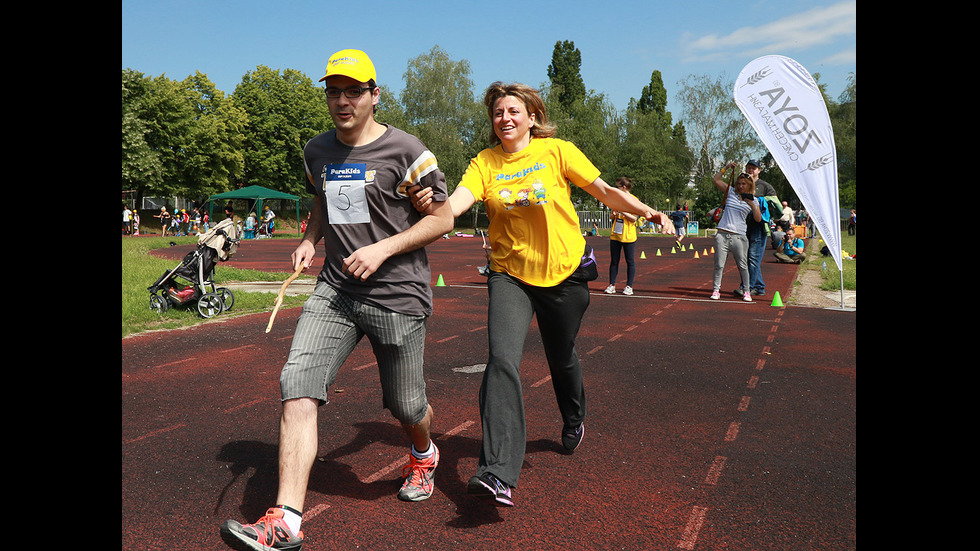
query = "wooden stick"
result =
(265, 264, 305, 333)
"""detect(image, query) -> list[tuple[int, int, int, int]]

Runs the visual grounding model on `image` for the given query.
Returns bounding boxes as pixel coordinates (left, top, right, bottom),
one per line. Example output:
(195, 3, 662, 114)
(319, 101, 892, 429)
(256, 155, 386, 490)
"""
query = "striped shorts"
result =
(279, 282, 429, 425)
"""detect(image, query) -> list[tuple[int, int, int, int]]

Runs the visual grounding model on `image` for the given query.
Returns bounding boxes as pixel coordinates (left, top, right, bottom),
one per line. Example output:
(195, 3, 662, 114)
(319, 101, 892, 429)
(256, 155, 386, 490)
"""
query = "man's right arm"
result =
(292, 194, 324, 272)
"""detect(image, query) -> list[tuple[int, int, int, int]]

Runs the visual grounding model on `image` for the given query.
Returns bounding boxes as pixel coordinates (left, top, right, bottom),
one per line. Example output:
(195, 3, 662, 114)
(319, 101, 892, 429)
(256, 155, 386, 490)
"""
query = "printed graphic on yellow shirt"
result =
(497, 179, 549, 210)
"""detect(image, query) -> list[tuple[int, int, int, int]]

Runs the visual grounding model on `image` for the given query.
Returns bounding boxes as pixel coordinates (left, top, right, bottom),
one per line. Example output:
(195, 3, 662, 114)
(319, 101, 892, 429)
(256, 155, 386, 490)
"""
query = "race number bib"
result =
(612, 218, 624, 235)
(322, 163, 371, 224)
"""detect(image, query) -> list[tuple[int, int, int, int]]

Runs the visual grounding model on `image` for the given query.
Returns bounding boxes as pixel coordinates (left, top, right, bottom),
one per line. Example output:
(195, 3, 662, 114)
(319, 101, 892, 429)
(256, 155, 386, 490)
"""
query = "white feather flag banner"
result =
(733, 55, 842, 272)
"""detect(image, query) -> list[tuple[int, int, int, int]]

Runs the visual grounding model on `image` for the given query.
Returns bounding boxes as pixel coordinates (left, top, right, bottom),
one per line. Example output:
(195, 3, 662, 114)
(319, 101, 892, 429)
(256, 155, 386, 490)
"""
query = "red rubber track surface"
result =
(126, 236, 855, 550)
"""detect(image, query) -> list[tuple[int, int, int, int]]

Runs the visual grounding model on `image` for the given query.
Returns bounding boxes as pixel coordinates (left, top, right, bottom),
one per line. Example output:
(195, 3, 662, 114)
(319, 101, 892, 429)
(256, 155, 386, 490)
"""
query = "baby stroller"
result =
(257, 218, 273, 238)
(148, 218, 240, 318)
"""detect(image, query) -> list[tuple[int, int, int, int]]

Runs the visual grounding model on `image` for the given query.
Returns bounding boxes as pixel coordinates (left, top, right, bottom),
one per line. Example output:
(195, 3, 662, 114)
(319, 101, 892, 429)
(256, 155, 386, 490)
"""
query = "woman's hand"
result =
(712, 162, 738, 190)
(408, 184, 435, 213)
(644, 210, 675, 235)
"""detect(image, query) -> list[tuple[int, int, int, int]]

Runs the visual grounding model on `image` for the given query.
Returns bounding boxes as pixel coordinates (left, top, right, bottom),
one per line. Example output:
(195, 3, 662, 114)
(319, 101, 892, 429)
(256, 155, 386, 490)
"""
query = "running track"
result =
(124, 235, 855, 550)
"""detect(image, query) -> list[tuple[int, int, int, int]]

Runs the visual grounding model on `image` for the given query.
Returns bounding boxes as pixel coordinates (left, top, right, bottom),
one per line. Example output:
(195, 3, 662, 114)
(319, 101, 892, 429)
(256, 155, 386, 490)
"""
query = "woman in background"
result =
(710, 162, 762, 301)
(604, 177, 639, 296)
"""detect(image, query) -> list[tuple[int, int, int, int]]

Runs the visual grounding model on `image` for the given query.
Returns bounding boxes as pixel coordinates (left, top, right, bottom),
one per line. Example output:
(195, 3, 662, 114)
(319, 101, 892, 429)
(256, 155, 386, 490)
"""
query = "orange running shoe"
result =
(398, 443, 439, 502)
(220, 507, 304, 551)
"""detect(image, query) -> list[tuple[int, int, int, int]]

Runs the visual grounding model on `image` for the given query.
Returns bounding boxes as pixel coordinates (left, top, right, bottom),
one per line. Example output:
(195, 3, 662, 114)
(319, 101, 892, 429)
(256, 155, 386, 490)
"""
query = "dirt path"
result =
(787, 241, 856, 309)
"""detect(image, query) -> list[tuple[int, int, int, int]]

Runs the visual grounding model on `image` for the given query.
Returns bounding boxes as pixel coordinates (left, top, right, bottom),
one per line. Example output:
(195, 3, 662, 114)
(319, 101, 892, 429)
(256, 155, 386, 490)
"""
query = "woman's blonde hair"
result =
(483, 81, 557, 145)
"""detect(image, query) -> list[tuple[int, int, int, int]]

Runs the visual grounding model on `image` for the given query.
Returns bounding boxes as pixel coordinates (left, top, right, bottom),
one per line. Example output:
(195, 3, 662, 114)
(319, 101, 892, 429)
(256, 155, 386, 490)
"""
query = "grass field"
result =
(122, 235, 309, 338)
(807, 232, 856, 291)
(123, 227, 854, 338)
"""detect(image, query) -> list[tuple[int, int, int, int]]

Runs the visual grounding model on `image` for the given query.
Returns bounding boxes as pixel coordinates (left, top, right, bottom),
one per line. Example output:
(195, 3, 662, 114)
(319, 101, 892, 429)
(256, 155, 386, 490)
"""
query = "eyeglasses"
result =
(324, 86, 375, 99)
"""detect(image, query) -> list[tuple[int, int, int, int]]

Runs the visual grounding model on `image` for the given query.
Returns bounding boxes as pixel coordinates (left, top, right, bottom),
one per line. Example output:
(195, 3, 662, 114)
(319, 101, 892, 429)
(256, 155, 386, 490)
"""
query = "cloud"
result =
(682, 1, 856, 63)
(820, 48, 856, 66)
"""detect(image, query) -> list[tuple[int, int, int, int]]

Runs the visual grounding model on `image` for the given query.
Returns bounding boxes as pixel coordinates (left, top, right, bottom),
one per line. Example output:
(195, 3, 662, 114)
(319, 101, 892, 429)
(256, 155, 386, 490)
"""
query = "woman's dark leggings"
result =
(475, 270, 590, 488)
(608, 240, 635, 286)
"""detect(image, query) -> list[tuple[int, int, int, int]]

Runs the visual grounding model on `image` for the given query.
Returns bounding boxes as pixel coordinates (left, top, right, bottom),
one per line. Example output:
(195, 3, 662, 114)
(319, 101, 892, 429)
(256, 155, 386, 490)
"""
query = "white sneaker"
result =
(604, 284, 616, 294)
(623, 286, 633, 296)
(710, 290, 720, 300)
(742, 291, 752, 302)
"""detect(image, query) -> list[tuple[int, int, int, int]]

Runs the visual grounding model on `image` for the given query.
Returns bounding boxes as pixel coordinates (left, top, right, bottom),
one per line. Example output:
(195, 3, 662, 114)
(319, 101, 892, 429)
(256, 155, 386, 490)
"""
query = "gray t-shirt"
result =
(718, 186, 758, 235)
(302, 125, 448, 317)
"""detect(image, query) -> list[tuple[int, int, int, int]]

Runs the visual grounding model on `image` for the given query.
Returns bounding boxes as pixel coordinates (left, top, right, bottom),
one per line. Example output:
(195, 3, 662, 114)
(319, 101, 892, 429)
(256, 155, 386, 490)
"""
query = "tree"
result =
(544, 86, 618, 181)
(675, 73, 758, 219)
(636, 71, 671, 129)
(399, 46, 483, 191)
(664, 121, 694, 208)
(832, 73, 856, 208)
(612, 71, 691, 211)
(374, 83, 409, 131)
(122, 71, 198, 201)
(122, 69, 164, 207)
(546, 40, 586, 112)
(123, 70, 251, 207)
(176, 72, 247, 199)
(233, 66, 330, 196)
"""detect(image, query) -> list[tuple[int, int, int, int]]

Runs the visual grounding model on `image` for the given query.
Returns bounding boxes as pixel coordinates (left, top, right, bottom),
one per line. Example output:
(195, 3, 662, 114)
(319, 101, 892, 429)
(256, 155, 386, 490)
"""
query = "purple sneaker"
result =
(467, 472, 514, 506)
(562, 423, 584, 451)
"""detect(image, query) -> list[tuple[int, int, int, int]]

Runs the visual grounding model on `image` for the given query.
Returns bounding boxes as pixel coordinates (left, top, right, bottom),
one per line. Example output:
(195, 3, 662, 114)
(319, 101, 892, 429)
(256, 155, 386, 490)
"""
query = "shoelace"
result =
(250, 511, 296, 545)
(486, 473, 510, 495)
(402, 455, 435, 491)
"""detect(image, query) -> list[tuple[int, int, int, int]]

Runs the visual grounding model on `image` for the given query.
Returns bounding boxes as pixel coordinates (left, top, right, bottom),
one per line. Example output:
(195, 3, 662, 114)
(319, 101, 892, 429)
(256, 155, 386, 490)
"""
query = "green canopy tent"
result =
(207, 185, 301, 236)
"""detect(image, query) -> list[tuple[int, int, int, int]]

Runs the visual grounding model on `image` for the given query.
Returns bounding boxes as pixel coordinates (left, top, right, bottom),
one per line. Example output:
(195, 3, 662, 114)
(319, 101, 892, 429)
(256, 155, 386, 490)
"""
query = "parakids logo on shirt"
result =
(496, 162, 546, 181)
(329, 166, 363, 178)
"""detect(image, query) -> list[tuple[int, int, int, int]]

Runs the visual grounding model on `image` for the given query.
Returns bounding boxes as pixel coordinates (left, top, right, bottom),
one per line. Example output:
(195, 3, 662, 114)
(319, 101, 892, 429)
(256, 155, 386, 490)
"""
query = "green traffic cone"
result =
(436, 274, 445, 287)
(771, 291, 783, 307)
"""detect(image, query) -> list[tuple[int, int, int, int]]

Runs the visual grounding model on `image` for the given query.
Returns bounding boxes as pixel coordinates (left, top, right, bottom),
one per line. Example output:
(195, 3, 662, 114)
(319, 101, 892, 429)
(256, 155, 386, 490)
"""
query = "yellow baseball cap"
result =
(319, 49, 377, 84)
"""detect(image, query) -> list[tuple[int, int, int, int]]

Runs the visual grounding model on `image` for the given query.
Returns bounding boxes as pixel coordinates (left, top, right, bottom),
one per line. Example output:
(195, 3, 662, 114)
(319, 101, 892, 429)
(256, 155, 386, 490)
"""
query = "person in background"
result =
(179, 209, 190, 236)
(263, 205, 277, 236)
(604, 177, 639, 296)
(779, 200, 794, 231)
(743, 159, 777, 297)
(122, 205, 133, 235)
(244, 212, 257, 239)
(711, 163, 762, 301)
(774, 227, 807, 264)
(669, 206, 689, 249)
(155, 207, 171, 236)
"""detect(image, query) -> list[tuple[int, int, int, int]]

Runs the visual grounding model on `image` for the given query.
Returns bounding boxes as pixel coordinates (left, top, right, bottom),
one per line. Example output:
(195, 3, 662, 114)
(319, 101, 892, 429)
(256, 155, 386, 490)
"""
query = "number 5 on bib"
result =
(323, 163, 371, 224)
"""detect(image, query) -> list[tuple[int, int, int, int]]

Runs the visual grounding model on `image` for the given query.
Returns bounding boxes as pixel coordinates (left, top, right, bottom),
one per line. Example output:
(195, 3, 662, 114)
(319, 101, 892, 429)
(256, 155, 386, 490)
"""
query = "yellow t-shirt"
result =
(610, 197, 638, 243)
(459, 137, 601, 287)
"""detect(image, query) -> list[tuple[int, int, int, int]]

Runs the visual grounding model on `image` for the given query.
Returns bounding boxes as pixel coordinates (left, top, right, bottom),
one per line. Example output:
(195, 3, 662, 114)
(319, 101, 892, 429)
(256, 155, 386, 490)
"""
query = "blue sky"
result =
(122, 0, 856, 115)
